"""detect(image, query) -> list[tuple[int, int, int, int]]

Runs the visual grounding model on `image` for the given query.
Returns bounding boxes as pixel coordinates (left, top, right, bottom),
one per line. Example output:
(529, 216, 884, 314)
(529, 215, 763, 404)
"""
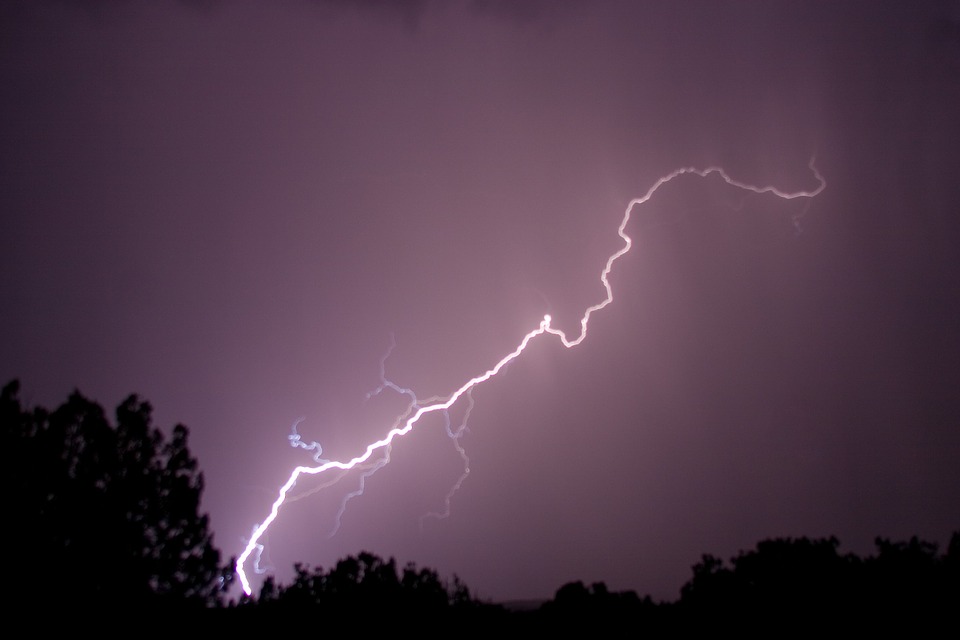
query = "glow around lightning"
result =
(235, 161, 826, 596)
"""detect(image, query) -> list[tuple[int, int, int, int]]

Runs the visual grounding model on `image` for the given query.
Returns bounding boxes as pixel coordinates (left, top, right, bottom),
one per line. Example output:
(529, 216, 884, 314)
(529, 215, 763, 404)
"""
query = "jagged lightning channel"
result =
(235, 161, 826, 596)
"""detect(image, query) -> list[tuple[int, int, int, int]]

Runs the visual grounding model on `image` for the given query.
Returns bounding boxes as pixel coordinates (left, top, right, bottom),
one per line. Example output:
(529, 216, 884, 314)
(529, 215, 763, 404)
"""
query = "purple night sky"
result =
(2, 1, 959, 603)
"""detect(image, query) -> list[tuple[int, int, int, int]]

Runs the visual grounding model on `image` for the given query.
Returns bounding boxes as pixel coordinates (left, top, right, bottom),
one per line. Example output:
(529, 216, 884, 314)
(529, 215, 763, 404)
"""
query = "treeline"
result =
(2, 381, 957, 631)
(531, 533, 960, 632)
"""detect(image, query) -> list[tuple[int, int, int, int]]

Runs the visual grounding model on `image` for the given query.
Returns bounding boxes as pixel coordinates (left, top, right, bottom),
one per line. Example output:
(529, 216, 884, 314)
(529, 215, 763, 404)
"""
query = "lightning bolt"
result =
(288, 417, 328, 464)
(420, 388, 475, 530)
(235, 160, 826, 596)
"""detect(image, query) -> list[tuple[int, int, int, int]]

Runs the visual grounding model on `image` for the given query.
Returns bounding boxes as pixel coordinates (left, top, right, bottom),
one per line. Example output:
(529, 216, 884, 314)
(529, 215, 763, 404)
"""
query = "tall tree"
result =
(0, 380, 231, 609)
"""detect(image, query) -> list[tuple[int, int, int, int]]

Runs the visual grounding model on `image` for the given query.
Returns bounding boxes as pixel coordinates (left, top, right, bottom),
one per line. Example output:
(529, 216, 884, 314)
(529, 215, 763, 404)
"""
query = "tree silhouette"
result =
(251, 551, 476, 613)
(240, 550, 503, 631)
(676, 534, 959, 631)
(865, 534, 956, 622)
(6, 376, 956, 628)
(0, 380, 231, 609)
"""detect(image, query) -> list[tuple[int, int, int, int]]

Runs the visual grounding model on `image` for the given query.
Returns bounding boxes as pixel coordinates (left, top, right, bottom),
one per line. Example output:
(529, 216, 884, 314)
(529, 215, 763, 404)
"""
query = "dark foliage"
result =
(227, 550, 509, 632)
(532, 533, 958, 632)
(536, 579, 665, 632)
(674, 534, 960, 631)
(3, 379, 957, 632)
(1, 380, 232, 610)
(254, 551, 467, 610)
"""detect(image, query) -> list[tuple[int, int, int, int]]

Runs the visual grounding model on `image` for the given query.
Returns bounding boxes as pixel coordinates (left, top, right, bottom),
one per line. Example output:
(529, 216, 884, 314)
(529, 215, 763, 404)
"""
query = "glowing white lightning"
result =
(235, 160, 826, 596)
